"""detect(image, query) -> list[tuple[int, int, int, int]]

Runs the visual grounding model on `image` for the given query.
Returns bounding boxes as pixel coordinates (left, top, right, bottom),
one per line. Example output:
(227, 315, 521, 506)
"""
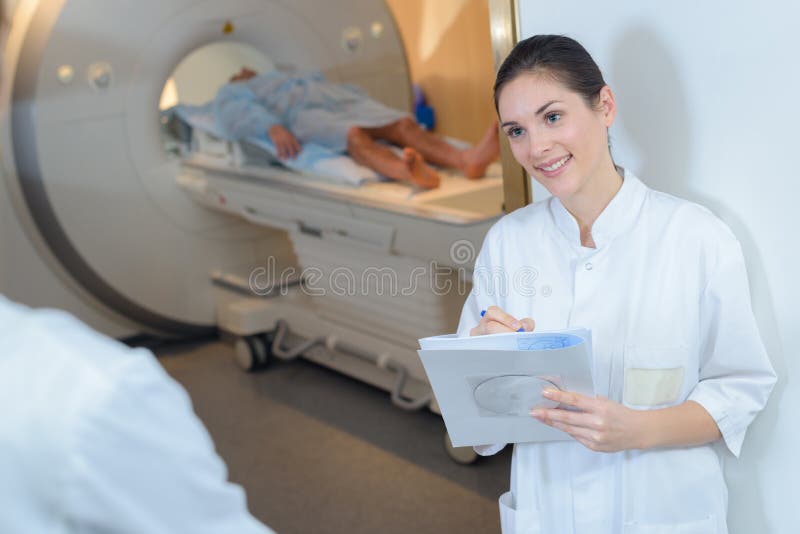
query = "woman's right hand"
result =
(469, 306, 535, 336)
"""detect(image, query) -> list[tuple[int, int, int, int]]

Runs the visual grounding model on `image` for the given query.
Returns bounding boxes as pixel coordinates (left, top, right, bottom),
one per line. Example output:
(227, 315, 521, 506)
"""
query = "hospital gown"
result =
(214, 70, 408, 153)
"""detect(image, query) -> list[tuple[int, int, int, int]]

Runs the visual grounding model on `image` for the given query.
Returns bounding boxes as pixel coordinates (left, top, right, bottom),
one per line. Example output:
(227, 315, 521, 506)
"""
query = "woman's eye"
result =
(506, 126, 524, 138)
(545, 112, 561, 124)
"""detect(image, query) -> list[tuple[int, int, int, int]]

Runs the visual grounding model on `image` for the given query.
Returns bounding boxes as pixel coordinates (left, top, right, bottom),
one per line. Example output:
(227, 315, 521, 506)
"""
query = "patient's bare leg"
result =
(364, 117, 500, 179)
(346, 127, 440, 189)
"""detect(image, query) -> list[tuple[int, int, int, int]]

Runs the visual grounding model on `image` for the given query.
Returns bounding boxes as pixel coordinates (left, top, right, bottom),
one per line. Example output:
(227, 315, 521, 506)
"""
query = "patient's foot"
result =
(403, 148, 440, 189)
(460, 123, 500, 179)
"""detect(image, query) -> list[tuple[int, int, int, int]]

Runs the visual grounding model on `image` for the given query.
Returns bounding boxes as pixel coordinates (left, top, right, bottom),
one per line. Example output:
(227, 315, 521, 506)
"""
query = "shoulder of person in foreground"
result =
(0, 299, 274, 534)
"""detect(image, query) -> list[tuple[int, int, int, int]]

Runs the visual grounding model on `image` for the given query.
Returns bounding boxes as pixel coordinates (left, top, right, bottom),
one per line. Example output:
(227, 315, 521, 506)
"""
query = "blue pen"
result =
(481, 309, 525, 332)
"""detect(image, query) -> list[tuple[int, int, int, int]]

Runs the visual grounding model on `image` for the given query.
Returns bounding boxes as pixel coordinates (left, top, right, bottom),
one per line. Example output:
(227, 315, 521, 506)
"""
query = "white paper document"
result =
(417, 328, 594, 447)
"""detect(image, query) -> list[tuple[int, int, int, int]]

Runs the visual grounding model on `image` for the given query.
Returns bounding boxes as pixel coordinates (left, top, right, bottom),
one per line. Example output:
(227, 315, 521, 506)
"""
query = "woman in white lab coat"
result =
(459, 35, 776, 534)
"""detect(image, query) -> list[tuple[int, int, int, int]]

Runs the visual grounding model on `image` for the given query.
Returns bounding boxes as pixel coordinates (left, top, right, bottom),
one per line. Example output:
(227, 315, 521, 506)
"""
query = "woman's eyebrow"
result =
(536, 100, 561, 115)
(500, 100, 562, 127)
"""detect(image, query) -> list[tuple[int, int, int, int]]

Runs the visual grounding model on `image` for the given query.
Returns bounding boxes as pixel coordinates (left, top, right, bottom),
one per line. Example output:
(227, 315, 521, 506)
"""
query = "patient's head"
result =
(230, 67, 258, 82)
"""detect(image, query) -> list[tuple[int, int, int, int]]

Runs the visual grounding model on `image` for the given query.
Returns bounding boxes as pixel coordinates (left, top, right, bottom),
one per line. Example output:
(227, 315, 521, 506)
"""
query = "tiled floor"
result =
(157, 340, 510, 534)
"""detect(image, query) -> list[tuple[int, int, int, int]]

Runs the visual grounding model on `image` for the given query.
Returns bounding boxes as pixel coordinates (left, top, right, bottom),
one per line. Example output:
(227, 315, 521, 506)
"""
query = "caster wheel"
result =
(444, 431, 478, 465)
(234, 335, 270, 372)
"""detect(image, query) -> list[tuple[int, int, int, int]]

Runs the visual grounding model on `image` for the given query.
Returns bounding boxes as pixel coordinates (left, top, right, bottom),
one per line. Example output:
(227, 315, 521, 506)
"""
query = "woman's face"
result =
(497, 72, 616, 201)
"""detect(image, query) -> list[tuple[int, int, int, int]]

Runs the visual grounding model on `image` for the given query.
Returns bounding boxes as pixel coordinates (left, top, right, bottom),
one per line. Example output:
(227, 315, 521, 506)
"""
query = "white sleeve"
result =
(456, 267, 486, 338)
(687, 237, 777, 457)
(456, 239, 498, 337)
(458, 231, 508, 456)
(65, 350, 275, 534)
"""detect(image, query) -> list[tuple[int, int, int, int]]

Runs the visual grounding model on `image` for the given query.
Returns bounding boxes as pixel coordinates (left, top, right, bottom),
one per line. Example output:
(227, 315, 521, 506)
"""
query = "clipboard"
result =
(417, 329, 594, 447)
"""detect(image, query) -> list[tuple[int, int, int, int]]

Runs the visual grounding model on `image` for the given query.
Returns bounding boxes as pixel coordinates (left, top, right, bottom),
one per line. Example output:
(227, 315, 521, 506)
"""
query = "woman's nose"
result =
(529, 131, 552, 160)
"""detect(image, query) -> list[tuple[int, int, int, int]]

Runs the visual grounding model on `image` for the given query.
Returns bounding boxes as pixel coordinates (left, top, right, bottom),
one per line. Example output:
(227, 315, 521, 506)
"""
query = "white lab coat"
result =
(0, 296, 274, 534)
(457, 170, 776, 534)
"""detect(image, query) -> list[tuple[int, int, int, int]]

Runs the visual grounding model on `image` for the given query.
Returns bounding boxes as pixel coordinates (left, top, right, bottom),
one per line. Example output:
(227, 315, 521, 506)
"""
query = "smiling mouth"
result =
(536, 155, 572, 172)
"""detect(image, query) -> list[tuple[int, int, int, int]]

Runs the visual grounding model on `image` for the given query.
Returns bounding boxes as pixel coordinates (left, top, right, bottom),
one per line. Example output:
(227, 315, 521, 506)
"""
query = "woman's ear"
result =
(597, 85, 617, 127)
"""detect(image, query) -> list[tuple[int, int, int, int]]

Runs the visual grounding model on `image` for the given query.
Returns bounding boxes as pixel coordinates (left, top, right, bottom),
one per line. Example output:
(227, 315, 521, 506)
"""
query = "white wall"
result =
(518, 1, 798, 532)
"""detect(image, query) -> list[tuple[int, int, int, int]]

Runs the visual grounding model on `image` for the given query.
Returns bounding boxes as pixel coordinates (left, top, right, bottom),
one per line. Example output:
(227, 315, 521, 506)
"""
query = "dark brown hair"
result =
(494, 35, 607, 111)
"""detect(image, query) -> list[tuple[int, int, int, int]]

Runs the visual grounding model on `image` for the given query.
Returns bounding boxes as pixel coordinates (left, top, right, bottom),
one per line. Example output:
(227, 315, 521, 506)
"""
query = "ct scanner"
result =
(1, 0, 503, 454)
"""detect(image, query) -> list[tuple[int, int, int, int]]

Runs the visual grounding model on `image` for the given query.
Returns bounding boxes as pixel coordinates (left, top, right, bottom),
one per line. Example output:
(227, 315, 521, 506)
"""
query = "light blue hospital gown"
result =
(213, 71, 408, 153)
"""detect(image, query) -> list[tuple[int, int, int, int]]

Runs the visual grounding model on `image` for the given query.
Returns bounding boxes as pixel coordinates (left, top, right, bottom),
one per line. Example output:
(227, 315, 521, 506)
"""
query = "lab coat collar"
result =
(549, 167, 646, 249)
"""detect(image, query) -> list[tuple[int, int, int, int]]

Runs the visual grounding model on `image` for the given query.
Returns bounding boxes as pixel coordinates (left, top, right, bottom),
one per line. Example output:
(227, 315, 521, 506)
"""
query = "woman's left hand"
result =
(530, 389, 647, 452)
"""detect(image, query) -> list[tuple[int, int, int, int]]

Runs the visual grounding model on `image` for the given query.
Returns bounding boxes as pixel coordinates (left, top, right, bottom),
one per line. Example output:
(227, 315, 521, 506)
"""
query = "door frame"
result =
(488, 0, 530, 212)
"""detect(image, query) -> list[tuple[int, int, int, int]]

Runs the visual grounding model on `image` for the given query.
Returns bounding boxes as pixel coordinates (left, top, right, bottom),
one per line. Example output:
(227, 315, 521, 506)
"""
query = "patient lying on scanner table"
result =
(214, 67, 500, 189)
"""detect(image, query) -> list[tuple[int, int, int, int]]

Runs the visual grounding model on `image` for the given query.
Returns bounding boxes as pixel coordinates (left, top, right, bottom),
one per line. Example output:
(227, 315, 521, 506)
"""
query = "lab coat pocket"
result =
(623, 514, 717, 534)
(498, 491, 541, 534)
(623, 346, 687, 407)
